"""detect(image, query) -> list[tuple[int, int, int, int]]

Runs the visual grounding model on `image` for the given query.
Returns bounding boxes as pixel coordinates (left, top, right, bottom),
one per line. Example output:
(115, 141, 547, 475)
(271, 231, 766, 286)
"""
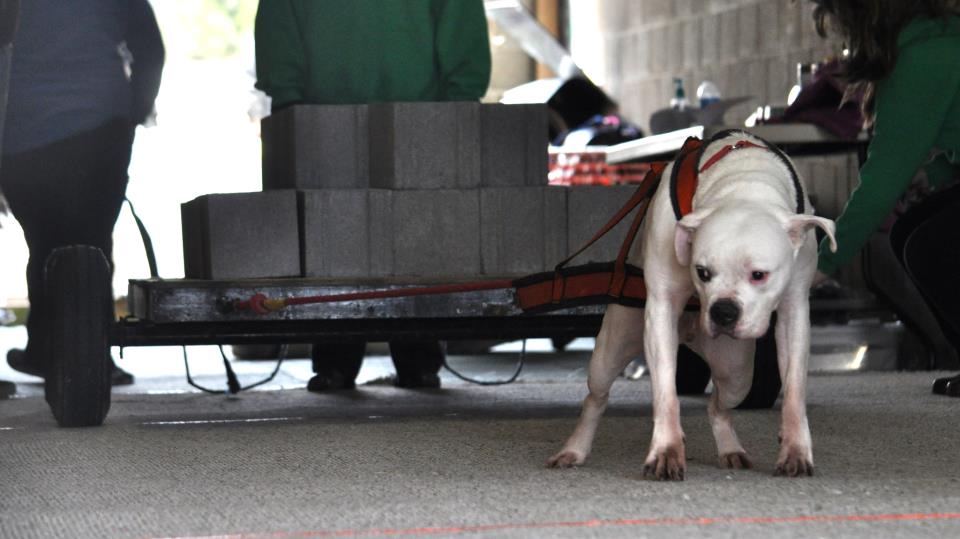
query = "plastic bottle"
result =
(696, 80, 721, 108)
(669, 78, 688, 111)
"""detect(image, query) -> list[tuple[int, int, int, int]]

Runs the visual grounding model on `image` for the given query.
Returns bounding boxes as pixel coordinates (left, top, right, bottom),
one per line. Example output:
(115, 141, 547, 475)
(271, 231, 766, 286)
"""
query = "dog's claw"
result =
(719, 452, 753, 470)
(774, 458, 814, 477)
(643, 449, 686, 481)
(546, 450, 584, 469)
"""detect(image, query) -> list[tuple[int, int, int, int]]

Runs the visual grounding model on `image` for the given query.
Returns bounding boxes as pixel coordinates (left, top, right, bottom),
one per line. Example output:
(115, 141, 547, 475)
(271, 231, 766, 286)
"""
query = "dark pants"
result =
(891, 183, 960, 352)
(0, 119, 134, 365)
(312, 340, 444, 381)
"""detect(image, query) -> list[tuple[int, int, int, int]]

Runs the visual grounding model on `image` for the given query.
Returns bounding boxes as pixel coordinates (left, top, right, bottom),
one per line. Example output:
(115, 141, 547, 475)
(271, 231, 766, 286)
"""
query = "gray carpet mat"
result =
(1, 372, 959, 538)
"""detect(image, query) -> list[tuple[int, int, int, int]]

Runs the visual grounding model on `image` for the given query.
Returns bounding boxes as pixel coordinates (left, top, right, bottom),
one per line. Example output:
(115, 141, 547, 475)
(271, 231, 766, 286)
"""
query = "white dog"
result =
(546, 130, 837, 480)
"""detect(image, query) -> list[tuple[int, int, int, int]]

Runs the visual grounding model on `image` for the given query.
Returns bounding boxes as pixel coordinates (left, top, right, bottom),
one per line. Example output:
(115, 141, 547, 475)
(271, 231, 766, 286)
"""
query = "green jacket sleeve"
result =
(254, 0, 306, 110)
(817, 36, 960, 274)
(433, 0, 491, 101)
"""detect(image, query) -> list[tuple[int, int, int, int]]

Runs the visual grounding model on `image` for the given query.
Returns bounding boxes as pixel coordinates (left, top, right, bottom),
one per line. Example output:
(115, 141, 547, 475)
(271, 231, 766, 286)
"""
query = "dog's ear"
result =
(784, 214, 837, 252)
(674, 209, 714, 266)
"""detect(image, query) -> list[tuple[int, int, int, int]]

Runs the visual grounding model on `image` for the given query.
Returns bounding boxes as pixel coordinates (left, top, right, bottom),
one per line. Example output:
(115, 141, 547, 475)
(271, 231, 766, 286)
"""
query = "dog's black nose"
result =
(709, 299, 740, 328)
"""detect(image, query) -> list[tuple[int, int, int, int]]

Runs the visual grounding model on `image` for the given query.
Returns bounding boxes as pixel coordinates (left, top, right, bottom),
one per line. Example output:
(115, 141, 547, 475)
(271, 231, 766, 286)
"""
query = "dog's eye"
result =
(696, 266, 712, 283)
(750, 270, 768, 283)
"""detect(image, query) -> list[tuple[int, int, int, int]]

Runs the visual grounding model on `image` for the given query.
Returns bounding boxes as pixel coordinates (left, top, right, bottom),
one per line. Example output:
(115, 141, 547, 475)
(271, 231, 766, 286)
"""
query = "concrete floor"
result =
(1, 329, 959, 539)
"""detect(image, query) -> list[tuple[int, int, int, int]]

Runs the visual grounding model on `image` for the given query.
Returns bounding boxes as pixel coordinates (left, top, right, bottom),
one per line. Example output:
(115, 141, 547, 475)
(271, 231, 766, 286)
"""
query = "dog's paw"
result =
(546, 450, 585, 469)
(643, 446, 686, 481)
(774, 444, 814, 477)
(719, 451, 752, 470)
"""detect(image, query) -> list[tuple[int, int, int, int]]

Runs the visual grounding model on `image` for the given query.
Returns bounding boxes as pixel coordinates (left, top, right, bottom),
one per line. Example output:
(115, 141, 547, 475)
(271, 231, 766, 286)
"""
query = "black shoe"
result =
(307, 371, 356, 392)
(0, 380, 15, 399)
(110, 363, 134, 386)
(395, 371, 441, 389)
(7, 349, 42, 377)
(7, 348, 134, 386)
(934, 373, 960, 396)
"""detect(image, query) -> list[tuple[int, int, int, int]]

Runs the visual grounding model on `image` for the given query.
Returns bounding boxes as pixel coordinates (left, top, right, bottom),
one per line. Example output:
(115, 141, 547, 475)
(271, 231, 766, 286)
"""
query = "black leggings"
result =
(891, 183, 960, 352)
(0, 119, 134, 364)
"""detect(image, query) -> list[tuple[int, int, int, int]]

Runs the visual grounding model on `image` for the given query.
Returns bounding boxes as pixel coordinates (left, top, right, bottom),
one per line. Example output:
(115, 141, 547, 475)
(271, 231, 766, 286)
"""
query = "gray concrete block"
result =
(367, 190, 395, 278)
(480, 104, 548, 188)
(299, 190, 371, 278)
(544, 186, 569, 271)
(719, 10, 739, 65)
(667, 22, 685, 75)
(567, 185, 640, 264)
(648, 26, 668, 75)
(390, 190, 481, 278)
(180, 199, 206, 279)
(700, 9, 721, 66)
(368, 102, 481, 190)
(738, 3, 759, 58)
(480, 187, 567, 276)
(683, 19, 702, 71)
(181, 191, 301, 279)
(758, 1, 781, 55)
(261, 105, 369, 190)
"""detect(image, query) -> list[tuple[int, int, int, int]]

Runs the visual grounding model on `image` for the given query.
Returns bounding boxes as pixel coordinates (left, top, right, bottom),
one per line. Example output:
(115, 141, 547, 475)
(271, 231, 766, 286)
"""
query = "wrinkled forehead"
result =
(692, 212, 791, 267)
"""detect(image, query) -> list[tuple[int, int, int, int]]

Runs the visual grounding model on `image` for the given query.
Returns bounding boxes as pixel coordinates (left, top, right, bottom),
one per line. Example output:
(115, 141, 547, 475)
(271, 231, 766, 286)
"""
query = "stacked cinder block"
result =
(186, 102, 601, 281)
(260, 105, 370, 190)
(566, 185, 643, 264)
(181, 190, 301, 279)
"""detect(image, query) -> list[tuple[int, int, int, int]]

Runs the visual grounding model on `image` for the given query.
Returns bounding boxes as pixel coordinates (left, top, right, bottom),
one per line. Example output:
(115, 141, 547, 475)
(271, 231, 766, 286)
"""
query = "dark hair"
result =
(811, 0, 959, 120)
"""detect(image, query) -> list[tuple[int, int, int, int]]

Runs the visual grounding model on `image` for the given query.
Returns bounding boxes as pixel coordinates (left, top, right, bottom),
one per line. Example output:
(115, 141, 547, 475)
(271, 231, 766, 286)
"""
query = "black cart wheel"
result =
(676, 344, 711, 395)
(44, 245, 113, 427)
(736, 323, 782, 409)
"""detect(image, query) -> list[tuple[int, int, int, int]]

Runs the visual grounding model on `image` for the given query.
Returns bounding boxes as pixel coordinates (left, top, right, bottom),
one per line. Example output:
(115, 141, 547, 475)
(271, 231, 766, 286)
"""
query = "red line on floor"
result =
(152, 512, 960, 539)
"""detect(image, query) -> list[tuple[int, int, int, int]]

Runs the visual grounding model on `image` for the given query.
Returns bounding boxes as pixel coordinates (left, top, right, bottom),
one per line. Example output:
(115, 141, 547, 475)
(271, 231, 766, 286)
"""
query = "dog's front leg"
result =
(547, 304, 644, 468)
(699, 335, 755, 469)
(774, 291, 814, 477)
(642, 293, 687, 480)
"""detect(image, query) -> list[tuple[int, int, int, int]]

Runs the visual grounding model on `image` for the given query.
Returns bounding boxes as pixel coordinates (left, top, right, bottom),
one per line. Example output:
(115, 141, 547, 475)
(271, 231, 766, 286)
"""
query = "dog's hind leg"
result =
(546, 304, 644, 468)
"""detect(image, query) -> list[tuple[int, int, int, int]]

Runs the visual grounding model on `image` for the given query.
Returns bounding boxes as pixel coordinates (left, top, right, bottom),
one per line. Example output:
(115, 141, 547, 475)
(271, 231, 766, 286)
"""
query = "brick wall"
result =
(583, 0, 840, 130)
(573, 0, 865, 285)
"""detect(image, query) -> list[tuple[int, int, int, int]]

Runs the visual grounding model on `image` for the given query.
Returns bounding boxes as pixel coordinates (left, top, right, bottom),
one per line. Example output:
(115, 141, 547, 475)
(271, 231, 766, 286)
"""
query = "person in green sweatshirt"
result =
(254, 0, 491, 392)
(255, 0, 491, 109)
(811, 0, 960, 393)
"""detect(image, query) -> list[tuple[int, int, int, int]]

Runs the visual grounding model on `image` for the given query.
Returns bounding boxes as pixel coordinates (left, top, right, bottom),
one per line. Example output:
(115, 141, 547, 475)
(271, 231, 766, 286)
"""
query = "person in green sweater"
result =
(255, 0, 491, 109)
(811, 0, 960, 393)
(254, 0, 491, 392)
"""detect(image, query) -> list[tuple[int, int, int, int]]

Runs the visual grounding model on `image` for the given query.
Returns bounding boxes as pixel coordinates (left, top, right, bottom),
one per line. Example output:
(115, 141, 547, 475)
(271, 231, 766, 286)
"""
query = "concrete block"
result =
(766, 57, 792, 106)
(567, 185, 640, 264)
(700, 10, 721, 66)
(738, 4, 759, 58)
(479, 187, 568, 276)
(758, 1, 781, 55)
(181, 190, 300, 279)
(368, 102, 481, 190)
(779, 0, 803, 53)
(299, 190, 372, 278)
(648, 26, 668, 75)
(390, 190, 481, 278)
(367, 190, 395, 277)
(719, 10, 739, 65)
(260, 105, 369, 190)
(643, 0, 675, 22)
(683, 19, 702, 71)
(180, 198, 206, 279)
(664, 23, 682, 75)
(480, 104, 548, 187)
(544, 186, 569, 270)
